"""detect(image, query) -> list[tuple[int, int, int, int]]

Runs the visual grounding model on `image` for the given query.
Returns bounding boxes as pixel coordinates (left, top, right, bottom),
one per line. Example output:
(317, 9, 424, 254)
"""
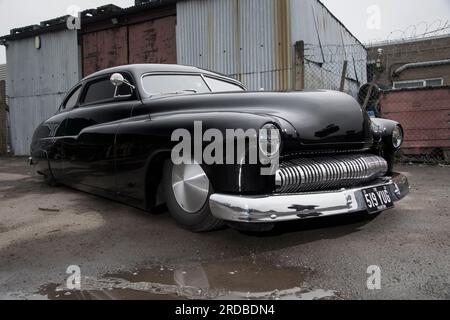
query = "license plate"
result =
(362, 186, 394, 213)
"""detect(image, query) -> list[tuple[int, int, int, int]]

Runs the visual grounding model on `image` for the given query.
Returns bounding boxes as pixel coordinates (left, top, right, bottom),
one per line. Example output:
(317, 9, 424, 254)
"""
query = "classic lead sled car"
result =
(31, 64, 409, 232)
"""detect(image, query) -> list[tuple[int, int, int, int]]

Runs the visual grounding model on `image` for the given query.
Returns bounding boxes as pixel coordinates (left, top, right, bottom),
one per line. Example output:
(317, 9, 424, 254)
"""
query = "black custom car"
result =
(31, 64, 409, 232)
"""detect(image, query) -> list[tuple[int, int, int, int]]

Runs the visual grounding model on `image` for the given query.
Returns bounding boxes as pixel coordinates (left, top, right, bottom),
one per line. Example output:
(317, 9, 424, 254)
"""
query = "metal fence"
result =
(225, 40, 450, 165)
(300, 42, 449, 165)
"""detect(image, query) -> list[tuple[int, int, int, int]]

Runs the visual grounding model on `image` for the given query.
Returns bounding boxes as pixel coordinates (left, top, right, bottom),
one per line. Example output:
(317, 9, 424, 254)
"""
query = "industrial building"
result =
(0, 0, 367, 155)
(367, 35, 450, 157)
(367, 34, 450, 89)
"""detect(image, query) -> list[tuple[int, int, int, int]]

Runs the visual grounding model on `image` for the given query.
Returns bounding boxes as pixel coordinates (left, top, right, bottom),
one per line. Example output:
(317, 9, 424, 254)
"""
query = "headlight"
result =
(392, 125, 404, 149)
(259, 123, 281, 158)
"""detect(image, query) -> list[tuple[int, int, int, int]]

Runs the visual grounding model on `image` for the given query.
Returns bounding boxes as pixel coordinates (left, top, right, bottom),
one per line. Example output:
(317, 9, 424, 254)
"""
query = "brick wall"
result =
(368, 36, 450, 89)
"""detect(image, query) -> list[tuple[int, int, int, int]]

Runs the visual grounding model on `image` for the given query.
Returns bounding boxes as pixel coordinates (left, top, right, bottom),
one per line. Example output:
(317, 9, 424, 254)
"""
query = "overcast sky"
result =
(1, 0, 449, 64)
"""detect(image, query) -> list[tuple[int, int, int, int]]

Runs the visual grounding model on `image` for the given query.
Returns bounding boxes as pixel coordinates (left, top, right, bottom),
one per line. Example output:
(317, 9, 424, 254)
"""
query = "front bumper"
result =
(209, 173, 409, 223)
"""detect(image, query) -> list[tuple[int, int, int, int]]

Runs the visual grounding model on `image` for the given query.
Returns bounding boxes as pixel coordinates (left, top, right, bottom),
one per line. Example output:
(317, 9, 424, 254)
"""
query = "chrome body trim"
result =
(209, 173, 409, 223)
(275, 154, 388, 193)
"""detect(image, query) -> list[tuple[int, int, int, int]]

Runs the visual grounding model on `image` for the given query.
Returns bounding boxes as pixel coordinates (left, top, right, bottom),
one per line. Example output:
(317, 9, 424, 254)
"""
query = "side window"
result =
(62, 86, 82, 111)
(82, 74, 137, 105)
(204, 77, 244, 92)
(82, 78, 116, 105)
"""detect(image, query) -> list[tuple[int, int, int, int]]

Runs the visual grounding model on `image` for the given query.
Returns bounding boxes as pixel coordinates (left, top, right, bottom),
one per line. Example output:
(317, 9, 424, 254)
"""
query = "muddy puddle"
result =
(37, 259, 337, 300)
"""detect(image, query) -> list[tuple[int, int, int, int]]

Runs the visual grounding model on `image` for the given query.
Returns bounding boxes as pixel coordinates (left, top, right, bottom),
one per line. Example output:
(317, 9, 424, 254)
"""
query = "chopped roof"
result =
(81, 64, 242, 85)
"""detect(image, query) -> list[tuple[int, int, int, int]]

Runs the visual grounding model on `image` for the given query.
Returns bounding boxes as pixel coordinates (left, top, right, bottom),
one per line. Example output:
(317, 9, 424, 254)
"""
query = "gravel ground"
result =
(0, 157, 448, 300)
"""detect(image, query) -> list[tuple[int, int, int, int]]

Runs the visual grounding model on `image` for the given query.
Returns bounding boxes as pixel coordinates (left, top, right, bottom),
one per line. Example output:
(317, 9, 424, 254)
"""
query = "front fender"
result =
(115, 112, 295, 208)
(371, 117, 403, 173)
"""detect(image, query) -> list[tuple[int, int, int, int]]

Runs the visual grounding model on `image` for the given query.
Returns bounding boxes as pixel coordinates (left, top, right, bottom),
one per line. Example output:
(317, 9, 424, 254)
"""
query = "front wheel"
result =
(163, 161, 225, 232)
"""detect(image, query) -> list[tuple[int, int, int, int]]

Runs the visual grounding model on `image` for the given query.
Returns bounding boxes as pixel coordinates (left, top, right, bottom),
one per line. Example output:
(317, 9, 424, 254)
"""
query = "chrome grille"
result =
(275, 154, 388, 193)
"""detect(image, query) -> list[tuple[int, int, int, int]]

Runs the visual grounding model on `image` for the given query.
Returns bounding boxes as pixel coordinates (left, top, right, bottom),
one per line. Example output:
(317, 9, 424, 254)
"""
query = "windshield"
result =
(141, 74, 245, 97)
(142, 74, 211, 96)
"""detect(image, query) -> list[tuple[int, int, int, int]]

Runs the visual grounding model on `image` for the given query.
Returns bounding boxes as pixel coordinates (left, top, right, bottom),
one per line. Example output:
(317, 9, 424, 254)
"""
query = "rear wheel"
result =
(163, 161, 225, 232)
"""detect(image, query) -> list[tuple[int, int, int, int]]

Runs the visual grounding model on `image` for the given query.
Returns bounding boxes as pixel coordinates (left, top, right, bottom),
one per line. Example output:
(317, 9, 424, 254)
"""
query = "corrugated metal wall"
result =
(290, 0, 367, 96)
(177, 0, 292, 91)
(6, 30, 80, 155)
(177, 0, 367, 93)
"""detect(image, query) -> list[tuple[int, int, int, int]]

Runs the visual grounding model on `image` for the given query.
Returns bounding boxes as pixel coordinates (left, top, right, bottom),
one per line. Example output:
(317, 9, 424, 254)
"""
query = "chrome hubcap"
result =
(172, 163, 210, 213)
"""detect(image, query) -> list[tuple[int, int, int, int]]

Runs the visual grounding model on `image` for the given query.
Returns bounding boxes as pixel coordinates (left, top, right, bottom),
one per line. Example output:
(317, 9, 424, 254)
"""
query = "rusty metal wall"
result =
(6, 30, 80, 155)
(129, 15, 177, 65)
(0, 64, 7, 102)
(82, 27, 129, 77)
(176, 0, 292, 91)
(82, 14, 177, 77)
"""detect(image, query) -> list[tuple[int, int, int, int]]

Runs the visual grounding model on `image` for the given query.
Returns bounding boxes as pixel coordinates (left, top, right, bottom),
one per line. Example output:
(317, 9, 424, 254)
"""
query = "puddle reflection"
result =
(38, 259, 337, 300)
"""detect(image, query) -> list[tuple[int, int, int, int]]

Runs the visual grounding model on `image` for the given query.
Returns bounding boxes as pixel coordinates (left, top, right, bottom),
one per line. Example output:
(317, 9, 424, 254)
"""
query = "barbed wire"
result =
(365, 19, 450, 45)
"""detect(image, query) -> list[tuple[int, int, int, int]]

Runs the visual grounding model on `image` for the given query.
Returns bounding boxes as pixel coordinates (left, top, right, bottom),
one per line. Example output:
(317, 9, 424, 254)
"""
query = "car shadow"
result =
(242, 212, 379, 237)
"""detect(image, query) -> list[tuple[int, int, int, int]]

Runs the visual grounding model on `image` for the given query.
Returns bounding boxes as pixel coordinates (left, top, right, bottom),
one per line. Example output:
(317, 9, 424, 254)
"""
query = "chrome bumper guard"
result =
(209, 173, 410, 223)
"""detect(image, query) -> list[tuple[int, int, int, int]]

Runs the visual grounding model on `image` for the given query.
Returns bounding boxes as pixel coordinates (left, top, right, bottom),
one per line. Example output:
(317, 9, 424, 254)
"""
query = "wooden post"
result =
(340, 60, 348, 92)
(0, 80, 7, 155)
(294, 41, 305, 91)
(362, 83, 375, 111)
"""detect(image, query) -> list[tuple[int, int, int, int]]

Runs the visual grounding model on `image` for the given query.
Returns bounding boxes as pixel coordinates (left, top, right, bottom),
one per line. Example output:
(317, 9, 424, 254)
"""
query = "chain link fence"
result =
(300, 41, 450, 165)
(225, 39, 449, 165)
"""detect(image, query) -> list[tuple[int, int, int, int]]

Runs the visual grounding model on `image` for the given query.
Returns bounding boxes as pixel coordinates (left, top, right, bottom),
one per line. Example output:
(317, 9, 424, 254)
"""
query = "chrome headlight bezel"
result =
(392, 125, 404, 149)
(259, 123, 281, 158)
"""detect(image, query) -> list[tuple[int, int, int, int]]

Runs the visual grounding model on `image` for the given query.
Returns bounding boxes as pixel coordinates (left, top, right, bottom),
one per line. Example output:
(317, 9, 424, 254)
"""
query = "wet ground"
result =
(0, 157, 449, 300)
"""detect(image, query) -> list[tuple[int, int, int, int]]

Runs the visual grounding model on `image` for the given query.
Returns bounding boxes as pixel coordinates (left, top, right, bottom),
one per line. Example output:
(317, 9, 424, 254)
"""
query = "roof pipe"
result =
(393, 59, 450, 76)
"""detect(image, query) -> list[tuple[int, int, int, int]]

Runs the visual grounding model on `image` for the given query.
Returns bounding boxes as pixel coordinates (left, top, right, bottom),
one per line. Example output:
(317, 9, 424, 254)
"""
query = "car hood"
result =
(142, 90, 372, 148)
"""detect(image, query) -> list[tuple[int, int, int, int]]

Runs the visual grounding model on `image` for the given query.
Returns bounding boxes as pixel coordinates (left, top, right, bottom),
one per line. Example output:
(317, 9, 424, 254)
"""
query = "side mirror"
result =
(110, 73, 125, 87)
(110, 73, 136, 90)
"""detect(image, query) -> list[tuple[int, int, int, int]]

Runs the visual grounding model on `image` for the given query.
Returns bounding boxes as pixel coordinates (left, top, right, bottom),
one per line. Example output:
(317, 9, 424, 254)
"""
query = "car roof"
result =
(81, 64, 241, 85)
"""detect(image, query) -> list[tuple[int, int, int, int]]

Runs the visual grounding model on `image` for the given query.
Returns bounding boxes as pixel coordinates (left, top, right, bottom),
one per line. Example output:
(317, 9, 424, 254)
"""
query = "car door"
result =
(62, 73, 141, 197)
(44, 85, 83, 180)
